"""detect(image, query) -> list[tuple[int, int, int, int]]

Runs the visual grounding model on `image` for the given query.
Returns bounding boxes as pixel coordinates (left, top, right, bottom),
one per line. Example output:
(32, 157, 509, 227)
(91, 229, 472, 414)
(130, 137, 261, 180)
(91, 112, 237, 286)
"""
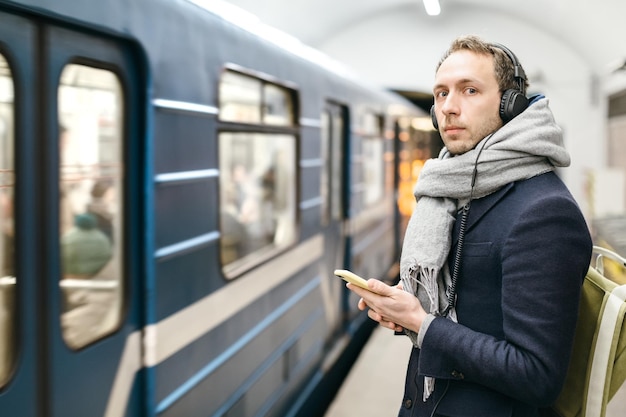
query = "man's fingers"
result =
(366, 278, 394, 295)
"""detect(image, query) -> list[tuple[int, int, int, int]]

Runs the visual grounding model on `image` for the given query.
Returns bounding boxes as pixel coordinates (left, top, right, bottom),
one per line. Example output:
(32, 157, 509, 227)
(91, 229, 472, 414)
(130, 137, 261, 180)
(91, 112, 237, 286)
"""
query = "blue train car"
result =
(0, 0, 428, 416)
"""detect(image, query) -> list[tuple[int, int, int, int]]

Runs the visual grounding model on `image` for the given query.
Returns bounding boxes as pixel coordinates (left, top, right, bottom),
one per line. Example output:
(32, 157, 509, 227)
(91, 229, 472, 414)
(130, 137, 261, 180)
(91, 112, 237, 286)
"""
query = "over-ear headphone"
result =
(431, 43, 529, 130)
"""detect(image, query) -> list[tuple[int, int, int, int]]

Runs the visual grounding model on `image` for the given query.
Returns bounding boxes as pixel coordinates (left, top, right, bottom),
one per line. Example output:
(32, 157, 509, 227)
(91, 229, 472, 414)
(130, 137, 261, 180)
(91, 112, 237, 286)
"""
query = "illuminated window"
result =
(218, 70, 297, 277)
(362, 113, 384, 205)
(330, 111, 344, 220)
(320, 104, 348, 225)
(0, 53, 15, 387)
(58, 64, 124, 349)
(219, 133, 296, 277)
(320, 111, 330, 226)
(262, 83, 294, 125)
(219, 70, 294, 126)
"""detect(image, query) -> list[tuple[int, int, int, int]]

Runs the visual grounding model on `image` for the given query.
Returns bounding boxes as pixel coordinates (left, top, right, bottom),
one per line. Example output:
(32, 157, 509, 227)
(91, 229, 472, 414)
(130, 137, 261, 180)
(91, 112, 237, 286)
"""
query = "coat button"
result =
(451, 370, 464, 379)
(403, 398, 413, 408)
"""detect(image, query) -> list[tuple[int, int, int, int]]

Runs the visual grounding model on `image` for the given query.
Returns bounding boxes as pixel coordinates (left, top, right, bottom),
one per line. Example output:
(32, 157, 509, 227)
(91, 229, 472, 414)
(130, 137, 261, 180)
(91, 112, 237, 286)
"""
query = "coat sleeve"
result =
(417, 193, 592, 406)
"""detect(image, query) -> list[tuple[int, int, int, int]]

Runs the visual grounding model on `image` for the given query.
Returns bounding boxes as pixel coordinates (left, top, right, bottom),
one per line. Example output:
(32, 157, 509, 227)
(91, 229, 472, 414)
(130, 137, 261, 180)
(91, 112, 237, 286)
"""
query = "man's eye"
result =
(466, 88, 477, 94)
(437, 91, 448, 98)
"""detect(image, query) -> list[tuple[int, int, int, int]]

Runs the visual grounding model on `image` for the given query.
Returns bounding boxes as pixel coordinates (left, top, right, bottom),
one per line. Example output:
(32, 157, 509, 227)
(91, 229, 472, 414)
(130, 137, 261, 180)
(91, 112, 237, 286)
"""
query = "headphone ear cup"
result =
(430, 105, 438, 130)
(500, 89, 529, 123)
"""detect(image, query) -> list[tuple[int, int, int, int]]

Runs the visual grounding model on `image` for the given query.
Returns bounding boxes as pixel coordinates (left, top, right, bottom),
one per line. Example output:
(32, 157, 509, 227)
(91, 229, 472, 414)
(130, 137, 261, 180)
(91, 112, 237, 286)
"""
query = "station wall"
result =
(317, 3, 618, 218)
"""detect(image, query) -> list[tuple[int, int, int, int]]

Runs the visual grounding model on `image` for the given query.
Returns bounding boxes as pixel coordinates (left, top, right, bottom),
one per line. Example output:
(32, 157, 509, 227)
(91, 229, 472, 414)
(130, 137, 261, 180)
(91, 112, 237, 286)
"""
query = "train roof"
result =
(2, 0, 420, 115)
(185, 0, 414, 107)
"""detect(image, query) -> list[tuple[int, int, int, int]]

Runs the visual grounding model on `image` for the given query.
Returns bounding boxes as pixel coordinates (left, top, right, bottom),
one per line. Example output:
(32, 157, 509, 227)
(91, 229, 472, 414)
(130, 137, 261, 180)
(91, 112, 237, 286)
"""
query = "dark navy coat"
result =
(398, 171, 593, 417)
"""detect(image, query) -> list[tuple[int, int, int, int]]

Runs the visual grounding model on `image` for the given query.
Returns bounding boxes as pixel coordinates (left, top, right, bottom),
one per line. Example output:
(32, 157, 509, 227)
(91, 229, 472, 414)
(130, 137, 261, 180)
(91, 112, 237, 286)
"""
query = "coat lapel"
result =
(453, 182, 515, 245)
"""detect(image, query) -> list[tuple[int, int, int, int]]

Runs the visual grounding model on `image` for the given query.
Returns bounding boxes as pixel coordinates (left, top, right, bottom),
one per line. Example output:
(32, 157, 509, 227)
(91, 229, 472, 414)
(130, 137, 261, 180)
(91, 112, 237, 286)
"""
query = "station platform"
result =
(324, 324, 626, 417)
(324, 326, 413, 417)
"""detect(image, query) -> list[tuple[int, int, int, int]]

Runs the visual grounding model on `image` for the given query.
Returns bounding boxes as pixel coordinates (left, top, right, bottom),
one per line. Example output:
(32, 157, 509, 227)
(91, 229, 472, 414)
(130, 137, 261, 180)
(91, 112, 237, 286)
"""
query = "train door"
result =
(0, 11, 39, 417)
(43, 25, 144, 417)
(320, 102, 349, 331)
(0, 13, 144, 416)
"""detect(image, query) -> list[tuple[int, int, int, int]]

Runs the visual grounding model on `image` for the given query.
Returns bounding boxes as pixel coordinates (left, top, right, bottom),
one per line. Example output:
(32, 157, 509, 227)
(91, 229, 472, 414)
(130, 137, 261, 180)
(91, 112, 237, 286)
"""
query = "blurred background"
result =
(223, 0, 626, 223)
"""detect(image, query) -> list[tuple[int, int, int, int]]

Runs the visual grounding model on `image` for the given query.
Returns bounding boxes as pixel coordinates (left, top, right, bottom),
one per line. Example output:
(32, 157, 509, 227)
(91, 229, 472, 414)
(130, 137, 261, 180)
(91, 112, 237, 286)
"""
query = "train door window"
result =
(218, 70, 297, 278)
(57, 63, 124, 349)
(0, 53, 15, 387)
(320, 110, 330, 226)
(320, 105, 346, 224)
(330, 110, 344, 220)
(362, 112, 384, 205)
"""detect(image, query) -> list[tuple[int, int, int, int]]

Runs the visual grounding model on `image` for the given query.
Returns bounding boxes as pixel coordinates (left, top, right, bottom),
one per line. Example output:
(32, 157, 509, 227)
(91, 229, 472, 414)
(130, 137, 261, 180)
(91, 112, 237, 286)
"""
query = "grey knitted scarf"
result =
(399, 97, 571, 399)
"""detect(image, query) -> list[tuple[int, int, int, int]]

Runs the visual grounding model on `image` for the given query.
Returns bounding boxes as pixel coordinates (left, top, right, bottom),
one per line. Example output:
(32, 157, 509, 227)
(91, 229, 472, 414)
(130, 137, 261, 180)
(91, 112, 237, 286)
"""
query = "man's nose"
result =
(441, 93, 460, 116)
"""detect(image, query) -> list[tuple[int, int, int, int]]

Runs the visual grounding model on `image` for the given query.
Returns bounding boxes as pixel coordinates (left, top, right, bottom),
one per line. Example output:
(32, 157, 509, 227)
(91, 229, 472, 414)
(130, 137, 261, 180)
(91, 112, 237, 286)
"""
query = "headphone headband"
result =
(490, 42, 526, 94)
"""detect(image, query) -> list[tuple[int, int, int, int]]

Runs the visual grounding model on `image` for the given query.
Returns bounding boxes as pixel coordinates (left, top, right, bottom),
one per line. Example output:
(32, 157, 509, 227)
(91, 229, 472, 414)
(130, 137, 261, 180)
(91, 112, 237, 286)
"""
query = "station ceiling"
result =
(223, 0, 623, 76)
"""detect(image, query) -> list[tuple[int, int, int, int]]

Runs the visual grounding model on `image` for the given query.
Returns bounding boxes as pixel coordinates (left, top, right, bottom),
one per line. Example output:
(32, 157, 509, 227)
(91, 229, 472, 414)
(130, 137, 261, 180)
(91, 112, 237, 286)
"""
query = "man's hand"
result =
(346, 279, 427, 333)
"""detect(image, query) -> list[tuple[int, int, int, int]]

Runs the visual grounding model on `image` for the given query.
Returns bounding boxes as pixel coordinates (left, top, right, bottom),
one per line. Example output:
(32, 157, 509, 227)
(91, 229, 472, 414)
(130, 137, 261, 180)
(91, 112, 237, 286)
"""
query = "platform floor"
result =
(324, 326, 413, 417)
(324, 325, 626, 417)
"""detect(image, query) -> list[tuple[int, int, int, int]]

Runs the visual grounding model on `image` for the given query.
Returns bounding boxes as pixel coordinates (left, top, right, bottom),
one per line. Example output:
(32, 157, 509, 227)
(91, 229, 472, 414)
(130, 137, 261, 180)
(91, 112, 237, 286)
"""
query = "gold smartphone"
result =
(334, 269, 372, 291)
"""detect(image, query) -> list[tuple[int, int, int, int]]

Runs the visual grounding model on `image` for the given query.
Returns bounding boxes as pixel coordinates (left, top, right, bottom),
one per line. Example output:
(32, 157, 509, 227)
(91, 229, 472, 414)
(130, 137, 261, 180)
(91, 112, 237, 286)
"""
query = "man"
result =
(346, 35, 592, 416)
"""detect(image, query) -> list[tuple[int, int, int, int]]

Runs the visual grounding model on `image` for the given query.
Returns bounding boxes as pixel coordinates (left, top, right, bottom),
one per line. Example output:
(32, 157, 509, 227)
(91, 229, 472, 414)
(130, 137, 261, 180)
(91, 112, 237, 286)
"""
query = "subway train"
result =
(0, 0, 441, 416)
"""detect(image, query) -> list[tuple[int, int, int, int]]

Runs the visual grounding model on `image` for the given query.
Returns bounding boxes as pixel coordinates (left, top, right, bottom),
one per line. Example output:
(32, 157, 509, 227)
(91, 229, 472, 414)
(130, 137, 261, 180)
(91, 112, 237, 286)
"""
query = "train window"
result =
(362, 113, 384, 205)
(262, 83, 293, 126)
(219, 132, 296, 277)
(219, 70, 295, 126)
(0, 53, 16, 387)
(219, 71, 262, 123)
(58, 64, 124, 349)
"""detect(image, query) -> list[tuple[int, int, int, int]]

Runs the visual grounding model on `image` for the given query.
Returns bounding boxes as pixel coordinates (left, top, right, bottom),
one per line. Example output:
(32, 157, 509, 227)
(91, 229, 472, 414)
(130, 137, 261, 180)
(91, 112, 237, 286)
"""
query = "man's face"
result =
(432, 50, 503, 155)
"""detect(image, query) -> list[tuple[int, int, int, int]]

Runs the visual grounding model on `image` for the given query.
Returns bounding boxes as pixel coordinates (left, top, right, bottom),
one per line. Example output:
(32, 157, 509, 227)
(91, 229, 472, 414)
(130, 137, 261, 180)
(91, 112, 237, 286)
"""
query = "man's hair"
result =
(436, 35, 529, 95)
